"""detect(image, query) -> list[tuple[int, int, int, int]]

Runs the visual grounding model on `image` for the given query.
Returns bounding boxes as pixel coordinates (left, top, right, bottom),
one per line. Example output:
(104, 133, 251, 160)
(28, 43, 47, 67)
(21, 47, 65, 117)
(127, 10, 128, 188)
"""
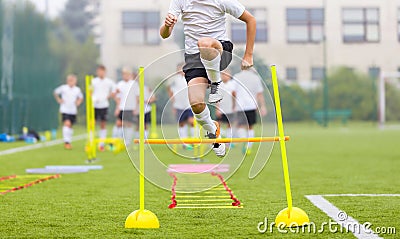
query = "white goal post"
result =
(378, 72, 400, 129)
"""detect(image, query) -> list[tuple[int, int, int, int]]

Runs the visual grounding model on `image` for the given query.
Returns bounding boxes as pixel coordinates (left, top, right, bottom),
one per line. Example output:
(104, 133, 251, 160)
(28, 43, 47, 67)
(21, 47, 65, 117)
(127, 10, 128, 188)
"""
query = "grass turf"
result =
(0, 122, 399, 238)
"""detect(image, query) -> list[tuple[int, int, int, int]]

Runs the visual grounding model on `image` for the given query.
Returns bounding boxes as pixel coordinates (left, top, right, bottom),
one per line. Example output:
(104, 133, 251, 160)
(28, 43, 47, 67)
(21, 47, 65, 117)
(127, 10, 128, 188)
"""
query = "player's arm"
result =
(231, 91, 237, 113)
(257, 92, 267, 116)
(160, 13, 177, 39)
(76, 95, 84, 107)
(53, 89, 63, 104)
(238, 10, 256, 70)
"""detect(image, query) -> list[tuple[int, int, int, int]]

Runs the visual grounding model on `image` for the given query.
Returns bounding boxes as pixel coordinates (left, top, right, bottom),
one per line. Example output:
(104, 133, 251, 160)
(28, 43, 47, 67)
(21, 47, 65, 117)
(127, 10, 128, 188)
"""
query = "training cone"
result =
(275, 207, 309, 228)
(125, 210, 160, 229)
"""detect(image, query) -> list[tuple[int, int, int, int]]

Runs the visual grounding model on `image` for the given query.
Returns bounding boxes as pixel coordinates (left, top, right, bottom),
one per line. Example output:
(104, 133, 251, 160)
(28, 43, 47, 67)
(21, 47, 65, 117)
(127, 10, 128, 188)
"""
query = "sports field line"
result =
(0, 134, 86, 157)
(322, 194, 400, 197)
(306, 195, 382, 239)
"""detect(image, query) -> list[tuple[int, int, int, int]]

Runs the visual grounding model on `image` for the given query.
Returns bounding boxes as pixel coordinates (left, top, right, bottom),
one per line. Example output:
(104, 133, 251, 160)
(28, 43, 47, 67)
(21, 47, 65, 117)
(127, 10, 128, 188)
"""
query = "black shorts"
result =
(237, 110, 257, 127)
(144, 112, 151, 124)
(183, 41, 234, 83)
(218, 113, 235, 124)
(118, 110, 137, 123)
(176, 109, 193, 123)
(62, 114, 77, 125)
(95, 108, 108, 122)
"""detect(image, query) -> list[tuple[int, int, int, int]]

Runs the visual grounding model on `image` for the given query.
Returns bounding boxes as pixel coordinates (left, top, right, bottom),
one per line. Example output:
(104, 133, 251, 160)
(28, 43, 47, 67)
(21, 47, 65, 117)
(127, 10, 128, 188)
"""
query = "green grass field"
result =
(0, 122, 399, 238)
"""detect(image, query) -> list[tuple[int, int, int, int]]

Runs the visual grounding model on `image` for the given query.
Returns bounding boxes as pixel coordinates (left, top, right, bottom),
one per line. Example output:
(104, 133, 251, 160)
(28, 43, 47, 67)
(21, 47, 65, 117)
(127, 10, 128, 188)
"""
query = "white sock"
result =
(124, 127, 134, 146)
(237, 128, 247, 138)
(248, 129, 255, 148)
(112, 126, 119, 138)
(201, 54, 221, 83)
(144, 130, 149, 139)
(226, 128, 232, 139)
(179, 125, 188, 139)
(194, 107, 216, 134)
(63, 126, 72, 143)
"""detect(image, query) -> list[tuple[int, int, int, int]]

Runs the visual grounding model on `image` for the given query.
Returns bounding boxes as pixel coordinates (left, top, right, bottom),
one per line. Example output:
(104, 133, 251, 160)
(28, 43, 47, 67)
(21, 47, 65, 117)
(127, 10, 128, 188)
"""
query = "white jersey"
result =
(168, 0, 245, 54)
(91, 77, 116, 109)
(134, 85, 153, 114)
(168, 74, 191, 110)
(219, 80, 236, 114)
(54, 85, 83, 115)
(233, 70, 264, 112)
(116, 80, 138, 111)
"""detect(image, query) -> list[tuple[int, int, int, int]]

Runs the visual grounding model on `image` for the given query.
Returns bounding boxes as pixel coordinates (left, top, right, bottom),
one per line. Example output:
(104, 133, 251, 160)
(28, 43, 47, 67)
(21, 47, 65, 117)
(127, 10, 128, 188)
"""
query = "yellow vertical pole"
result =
(90, 76, 96, 160)
(271, 65, 293, 215)
(139, 67, 145, 211)
(150, 104, 158, 139)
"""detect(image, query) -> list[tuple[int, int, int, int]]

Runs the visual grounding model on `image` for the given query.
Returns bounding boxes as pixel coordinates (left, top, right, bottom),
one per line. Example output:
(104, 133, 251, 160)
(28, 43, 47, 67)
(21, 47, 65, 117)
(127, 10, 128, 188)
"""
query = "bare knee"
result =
(198, 37, 214, 48)
(64, 120, 72, 128)
(116, 119, 122, 127)
(191, 103, 206, 114)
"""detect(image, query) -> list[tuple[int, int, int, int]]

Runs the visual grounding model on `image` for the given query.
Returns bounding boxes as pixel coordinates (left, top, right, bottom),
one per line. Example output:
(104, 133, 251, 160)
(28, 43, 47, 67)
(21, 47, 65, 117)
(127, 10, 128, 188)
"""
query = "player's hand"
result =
(114, 109, 120, 117)
(57, 99, 64, 104)
(241, 54, 254, 70)
(260, 106, 267, 117)
(215, 110, 222, 118)
(165, 14, 177, 28)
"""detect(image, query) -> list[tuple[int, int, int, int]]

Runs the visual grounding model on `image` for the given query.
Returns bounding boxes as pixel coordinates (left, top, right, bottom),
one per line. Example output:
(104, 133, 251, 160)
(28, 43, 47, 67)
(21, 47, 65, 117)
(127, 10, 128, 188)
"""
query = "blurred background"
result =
(1, 0, 400, 134)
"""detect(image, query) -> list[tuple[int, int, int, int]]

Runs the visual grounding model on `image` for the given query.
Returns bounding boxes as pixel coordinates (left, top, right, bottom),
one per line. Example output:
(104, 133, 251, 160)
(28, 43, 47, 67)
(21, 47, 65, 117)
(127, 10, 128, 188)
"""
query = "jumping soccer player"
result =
(167, 63, 195, 147)
(54, 74, 83, 149)
(114, 67, 138, 146)
(92, 65, 116, 150)
(233, 69, 267, 155)
(160, 0, 256, 157)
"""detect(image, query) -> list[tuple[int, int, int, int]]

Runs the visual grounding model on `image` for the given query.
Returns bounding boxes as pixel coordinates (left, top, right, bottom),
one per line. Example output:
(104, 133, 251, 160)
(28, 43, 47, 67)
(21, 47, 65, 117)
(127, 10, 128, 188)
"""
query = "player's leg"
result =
(62, 114, 73, 149)
(198, 38, 223, 103)
(123, 111, 134, 147)
(144, 112, 151, 139)
(187, 111, 195, 138)
(113, 111, 123, 138)
(188, 77, 225, 157)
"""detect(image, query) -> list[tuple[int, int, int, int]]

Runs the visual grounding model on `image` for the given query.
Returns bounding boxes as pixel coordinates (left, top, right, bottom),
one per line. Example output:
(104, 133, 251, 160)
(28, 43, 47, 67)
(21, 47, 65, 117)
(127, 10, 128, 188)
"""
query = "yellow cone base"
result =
(275, 207, 309, 228)
(125, 210, 160, 229)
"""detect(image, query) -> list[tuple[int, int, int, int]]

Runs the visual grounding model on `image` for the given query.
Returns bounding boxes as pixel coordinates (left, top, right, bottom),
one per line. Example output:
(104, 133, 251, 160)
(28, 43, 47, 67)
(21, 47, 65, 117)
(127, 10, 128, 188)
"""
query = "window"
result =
(311, 67, 325, 81)
(287, 8, 324, 43)
(231, 8, 268, 43)
(368, 67, 380, 79)
(342, 8, 380, 43)
(122, 11, 160, 45)
(286, 67, 298, 81)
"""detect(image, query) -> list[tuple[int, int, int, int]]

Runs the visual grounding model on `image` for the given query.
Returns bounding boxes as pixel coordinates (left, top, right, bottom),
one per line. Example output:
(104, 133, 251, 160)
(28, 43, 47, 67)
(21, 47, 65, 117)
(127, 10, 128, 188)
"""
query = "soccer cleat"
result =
(208, 82, 223, 104)
(64, 143, 72, 150)
(206, 121, 226, 157)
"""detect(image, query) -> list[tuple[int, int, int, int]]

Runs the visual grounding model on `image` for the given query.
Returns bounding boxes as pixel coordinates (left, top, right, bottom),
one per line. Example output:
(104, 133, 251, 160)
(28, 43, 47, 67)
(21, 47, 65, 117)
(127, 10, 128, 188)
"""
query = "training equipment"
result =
(125, 67, 160, 229)
(45, 165, 103, 171)
(85, 76, 125, 162)
(150, 104, 159, 138)
(134, 136, 289, 145)
(168, 164, 241, 209)
(271, 65, 309, 227)
(0, 174, 60, 195)
(26, 168, 88, 174)
(378, 72, 400, 129)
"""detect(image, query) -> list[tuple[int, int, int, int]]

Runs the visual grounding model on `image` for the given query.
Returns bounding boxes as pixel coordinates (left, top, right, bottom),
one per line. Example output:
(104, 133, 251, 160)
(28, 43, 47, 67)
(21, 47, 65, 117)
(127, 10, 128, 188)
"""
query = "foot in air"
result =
(206, 121, 225, 157)
(208, 82, 223, 104)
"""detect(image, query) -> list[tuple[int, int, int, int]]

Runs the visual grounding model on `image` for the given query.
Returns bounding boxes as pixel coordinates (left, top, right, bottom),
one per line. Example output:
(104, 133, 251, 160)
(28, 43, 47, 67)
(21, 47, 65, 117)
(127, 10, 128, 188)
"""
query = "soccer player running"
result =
(167, 63, 195, 148)
(216, 69, 236, 145)
(53, 74, 84, 149)
(233, 69, 267, 155)
(113, 67, 138, 146)
(160, 0, 256, 157)
(92, 65, 116, 150)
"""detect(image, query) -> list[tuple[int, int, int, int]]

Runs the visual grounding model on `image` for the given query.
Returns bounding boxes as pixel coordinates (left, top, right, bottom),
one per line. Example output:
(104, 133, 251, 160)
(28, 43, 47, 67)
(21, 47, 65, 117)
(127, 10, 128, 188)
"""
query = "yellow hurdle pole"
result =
(271, 65, 293, 216)
(85, 76, 93, 160)
(90, 75, 96, 160)
(150, 103, 158, 139)
(139, 67, 145, 211)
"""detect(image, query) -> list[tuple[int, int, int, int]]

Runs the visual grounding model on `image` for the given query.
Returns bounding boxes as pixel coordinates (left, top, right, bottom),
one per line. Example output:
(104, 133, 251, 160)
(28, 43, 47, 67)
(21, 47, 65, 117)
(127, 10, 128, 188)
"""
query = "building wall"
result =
(99, 0, 400, 86)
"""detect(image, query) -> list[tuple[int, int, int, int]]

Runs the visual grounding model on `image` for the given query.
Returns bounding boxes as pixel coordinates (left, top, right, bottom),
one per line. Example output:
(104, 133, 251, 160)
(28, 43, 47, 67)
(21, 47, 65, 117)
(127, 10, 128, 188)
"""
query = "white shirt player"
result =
(168, 74, 191, 110)
(232, 70, 264, 112)
(91, 77, 116, 109)
(168, 0, 245, 54)
(116, 80, 138, 111)
(54, 85, 83, 115)
(219, 80, 236, 114)
(134, 84, 153, 114)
